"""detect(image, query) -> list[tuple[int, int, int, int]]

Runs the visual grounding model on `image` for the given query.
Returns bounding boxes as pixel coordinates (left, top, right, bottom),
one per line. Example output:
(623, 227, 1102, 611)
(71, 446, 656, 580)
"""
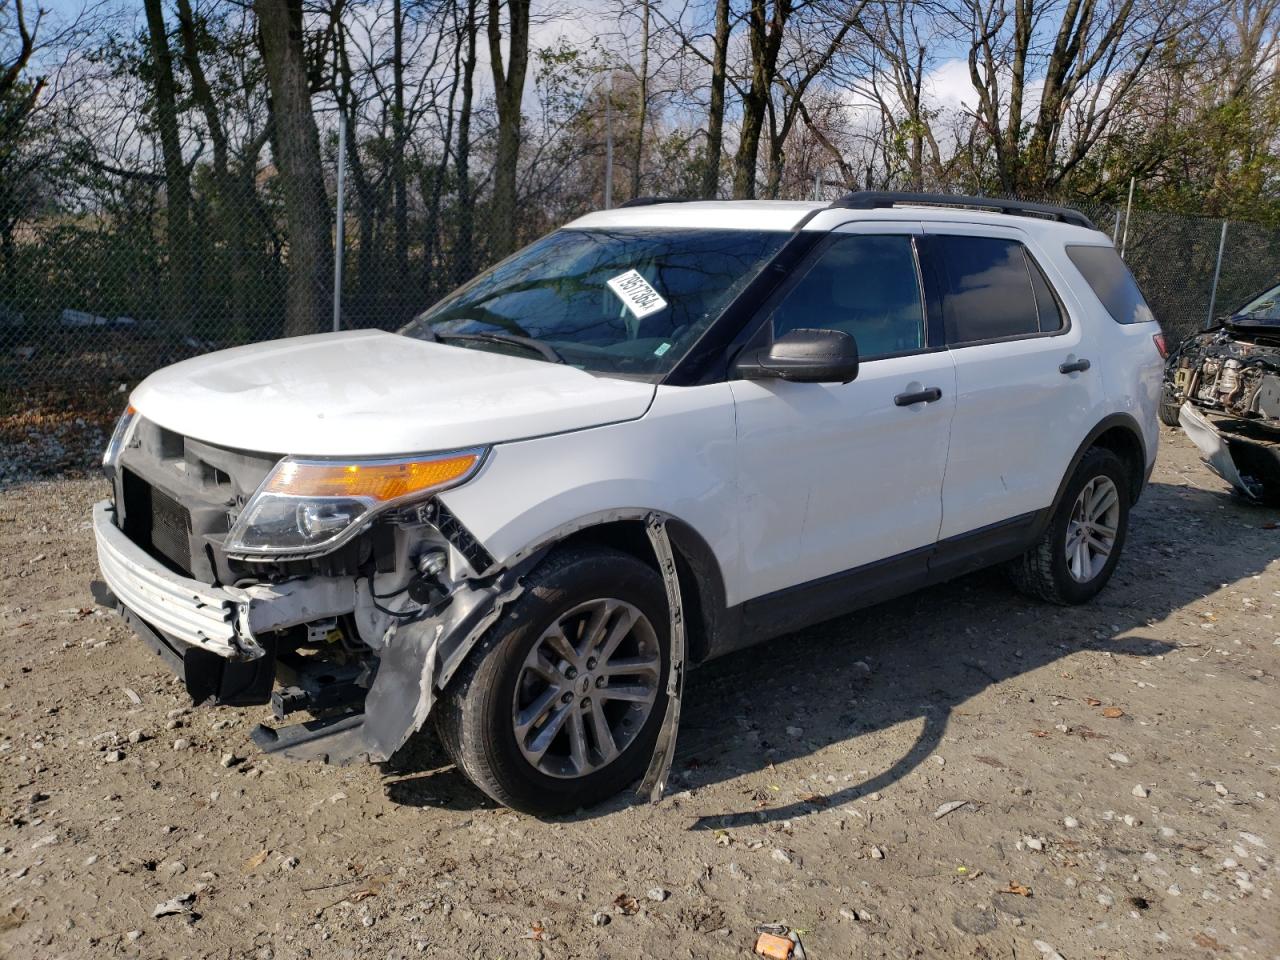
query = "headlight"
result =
(102, 405, 137, 474)
(224, 448, 486, 557)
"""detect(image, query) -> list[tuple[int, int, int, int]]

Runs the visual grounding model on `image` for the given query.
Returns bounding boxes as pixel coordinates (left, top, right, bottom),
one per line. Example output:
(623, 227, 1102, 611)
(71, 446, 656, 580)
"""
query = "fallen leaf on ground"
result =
(1101, 707, 1125, 719)
(522, 921, 548, 941)
(0, 907, 27, 932)
(613, 893, 639, 915)
(350, 878, 384, 902)
(1193, 932, 1225, 951)
(973, 755, 1005, 769)
(799, 793, 829, 806)
(242, 849, 269, 873)
(1084, 697, 1102, 706)
(999, 881, 1033, 897)
(1031, 729, 1051, 738)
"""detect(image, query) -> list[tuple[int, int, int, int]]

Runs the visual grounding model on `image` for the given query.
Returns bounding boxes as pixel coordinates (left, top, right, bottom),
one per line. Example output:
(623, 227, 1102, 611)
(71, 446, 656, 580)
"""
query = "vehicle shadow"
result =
(383, 478, 1280, 822)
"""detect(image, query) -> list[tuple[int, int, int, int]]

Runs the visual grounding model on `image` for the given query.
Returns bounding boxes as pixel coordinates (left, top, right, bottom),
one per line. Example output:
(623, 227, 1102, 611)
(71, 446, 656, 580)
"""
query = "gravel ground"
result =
(1, 426, 1277, 960)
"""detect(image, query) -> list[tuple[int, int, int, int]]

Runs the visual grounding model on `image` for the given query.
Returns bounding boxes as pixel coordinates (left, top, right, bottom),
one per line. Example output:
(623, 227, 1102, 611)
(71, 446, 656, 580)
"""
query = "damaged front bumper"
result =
(93, 497, 534, 767)
(94, 500, 355, 660)
(1178, 403, 1280, 500)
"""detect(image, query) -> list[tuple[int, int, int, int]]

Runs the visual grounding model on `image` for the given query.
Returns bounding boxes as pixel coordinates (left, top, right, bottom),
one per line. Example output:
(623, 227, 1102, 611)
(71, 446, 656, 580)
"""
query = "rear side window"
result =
(935, 235, 1063, 344)
(1066, 244, 1155, 325)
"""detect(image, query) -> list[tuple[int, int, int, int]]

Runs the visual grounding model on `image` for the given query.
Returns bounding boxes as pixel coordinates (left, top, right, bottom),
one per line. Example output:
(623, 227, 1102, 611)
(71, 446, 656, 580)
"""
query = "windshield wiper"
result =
(434, 331, 565, 364)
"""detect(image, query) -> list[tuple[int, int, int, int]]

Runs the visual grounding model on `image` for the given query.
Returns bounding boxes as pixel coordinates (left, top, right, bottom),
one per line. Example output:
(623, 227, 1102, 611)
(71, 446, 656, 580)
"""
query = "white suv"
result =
(93, 192, 1164, 813)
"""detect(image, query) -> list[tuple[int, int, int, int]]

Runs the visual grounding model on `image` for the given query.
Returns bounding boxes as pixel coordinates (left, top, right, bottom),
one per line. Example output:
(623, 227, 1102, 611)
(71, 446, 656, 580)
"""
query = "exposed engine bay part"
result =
(1168, 325, 1280, 421)
(1169, 321, 1280, 502)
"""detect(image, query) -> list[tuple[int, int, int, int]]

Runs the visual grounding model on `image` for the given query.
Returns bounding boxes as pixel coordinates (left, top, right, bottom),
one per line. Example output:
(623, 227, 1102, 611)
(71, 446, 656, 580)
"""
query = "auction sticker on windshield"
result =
(607, 269, 668, 319)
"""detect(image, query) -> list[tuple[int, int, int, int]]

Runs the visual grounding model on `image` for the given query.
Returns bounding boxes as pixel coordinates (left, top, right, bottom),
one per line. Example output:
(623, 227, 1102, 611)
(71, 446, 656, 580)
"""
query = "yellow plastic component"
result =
(265, 453, 479, 502)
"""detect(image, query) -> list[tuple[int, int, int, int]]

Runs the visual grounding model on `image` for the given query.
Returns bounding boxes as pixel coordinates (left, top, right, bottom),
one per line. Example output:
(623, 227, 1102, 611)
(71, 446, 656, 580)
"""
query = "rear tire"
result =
(1158, 395, 1183, 427)
(1007, 447, 1131, 605)
(434, 545, 669, 815)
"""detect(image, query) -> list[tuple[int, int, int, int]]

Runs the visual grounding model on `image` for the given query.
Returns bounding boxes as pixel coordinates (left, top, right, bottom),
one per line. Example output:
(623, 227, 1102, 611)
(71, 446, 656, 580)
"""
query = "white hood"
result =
(130, 330, 656, 456)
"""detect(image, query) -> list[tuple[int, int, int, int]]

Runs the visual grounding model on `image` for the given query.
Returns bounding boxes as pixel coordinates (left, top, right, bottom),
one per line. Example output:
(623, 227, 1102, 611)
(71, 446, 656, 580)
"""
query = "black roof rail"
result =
(617, 196, 693, 208)
(830, 191, 1096, 230)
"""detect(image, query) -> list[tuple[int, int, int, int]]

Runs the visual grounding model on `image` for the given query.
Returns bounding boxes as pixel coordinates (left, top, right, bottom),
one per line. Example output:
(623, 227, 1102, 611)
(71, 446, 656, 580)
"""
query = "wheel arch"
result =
(1051, 413, 1148, 518)
(513, 511, 727, 668)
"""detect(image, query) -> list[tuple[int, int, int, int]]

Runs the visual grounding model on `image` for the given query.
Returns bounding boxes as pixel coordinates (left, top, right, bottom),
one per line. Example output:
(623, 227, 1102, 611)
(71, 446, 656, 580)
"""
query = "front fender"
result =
(437, 383, 742, 603)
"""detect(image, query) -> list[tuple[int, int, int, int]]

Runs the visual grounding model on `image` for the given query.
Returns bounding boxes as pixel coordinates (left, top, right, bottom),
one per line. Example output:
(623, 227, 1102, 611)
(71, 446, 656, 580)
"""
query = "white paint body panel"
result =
(438, 383, 745, 602)
(730, 352, 957, 598)
(924, 221, 1111, 538)
(118, 200, 1160, 616)
(130, 330, 656, 456)
(567, 200, 820, 233)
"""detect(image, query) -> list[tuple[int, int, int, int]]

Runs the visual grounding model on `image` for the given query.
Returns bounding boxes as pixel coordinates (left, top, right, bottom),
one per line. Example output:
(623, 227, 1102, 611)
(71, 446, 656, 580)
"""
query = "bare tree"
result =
(760, 2, 865, 197)
(255, 0, 332, 335)
(702, 0, 732, 197)
(453, 0, 480, 281)
(956, 0, 1200, 193)
(488, 0, 530, 257)
(143, 0, 197, 327)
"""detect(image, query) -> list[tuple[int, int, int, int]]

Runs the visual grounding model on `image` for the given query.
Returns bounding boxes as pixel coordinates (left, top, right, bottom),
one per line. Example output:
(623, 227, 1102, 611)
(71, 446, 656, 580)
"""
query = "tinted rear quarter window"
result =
(1065, 244, 1155, 324)
(935, 235, 1060, 344)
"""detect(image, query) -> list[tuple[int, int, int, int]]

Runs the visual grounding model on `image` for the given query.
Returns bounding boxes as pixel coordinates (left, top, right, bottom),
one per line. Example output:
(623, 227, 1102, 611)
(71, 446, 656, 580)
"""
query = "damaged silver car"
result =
(1166, 279, 1280, 502)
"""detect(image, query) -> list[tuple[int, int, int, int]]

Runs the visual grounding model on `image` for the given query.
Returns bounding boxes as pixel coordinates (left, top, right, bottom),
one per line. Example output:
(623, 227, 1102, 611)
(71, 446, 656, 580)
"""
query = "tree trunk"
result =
(454, 0, 479, 284)
(732, 0, 788, 200)
(256, 0, 332, 336)
(488, 0, 530, 258)
(733, 88, 769, 199)
(176, 0, 252, 330)
(391, 0, 409, 279)
(631, 0, 649, 199)
(143, 0, 195, 333)
(701, 0, 731, 198)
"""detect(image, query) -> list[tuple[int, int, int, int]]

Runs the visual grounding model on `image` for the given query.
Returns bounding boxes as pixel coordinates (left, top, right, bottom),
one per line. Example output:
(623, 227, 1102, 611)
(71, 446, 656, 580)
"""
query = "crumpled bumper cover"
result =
(1177, 403, 1280, 500)
(94, 500, 256, 659)
(93, 499, 355, 660)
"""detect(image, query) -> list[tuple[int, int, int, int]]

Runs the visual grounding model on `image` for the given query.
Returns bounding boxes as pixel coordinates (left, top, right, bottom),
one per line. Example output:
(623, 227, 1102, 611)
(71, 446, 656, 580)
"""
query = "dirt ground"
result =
(1, 426, 1277, 960)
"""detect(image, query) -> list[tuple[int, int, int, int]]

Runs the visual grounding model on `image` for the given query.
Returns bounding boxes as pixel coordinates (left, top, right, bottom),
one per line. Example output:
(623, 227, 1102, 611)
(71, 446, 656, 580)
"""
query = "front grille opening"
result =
(121, 469, 193, 575)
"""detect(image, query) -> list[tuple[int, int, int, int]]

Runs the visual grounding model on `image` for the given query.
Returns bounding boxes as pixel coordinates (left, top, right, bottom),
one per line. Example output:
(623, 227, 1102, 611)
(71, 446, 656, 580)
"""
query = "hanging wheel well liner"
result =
(552, 517, 723, 667)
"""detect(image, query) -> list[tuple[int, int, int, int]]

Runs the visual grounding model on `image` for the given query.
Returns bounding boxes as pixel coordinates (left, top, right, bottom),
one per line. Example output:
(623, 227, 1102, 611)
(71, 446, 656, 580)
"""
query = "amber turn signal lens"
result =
(264, 453, 480, 502)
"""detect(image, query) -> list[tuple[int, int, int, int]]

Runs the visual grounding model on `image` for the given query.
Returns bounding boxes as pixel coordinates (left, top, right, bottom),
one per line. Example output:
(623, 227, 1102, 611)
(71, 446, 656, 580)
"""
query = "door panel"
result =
(730, 222, 957, 602)
(923, 224, 1107, 539)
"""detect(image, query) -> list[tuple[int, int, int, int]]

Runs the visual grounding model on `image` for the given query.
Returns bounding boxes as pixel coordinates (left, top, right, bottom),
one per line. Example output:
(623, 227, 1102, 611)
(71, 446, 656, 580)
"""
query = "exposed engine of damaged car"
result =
(1168, 283, 1280, 501)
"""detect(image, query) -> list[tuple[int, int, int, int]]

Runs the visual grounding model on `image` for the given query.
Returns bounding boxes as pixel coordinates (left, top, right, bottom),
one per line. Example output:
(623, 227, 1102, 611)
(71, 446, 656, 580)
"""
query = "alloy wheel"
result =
(1065, 475, 1120, 583)
(511, 598, 661, 779)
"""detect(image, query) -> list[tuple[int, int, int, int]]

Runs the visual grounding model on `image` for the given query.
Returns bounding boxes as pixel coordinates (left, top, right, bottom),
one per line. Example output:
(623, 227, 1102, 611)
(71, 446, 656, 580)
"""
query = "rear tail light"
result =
(1153, 332, 1168, 358)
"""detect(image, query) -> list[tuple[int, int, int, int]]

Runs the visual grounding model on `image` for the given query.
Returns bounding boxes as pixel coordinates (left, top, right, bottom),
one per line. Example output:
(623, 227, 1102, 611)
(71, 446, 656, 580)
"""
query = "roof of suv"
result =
(566, 194, 1105, 241)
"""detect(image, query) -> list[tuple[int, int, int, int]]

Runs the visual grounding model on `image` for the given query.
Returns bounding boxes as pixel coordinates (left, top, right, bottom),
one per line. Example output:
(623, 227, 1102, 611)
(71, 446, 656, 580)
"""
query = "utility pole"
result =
(1207, 220, 1229, 328)
(1120, 177, 1135, 257)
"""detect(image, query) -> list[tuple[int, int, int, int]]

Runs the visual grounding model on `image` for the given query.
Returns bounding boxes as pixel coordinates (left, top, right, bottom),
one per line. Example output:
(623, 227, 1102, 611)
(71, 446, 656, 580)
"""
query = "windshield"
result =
(400, 227, 791, 377)
(1234, 281, 1280, 322)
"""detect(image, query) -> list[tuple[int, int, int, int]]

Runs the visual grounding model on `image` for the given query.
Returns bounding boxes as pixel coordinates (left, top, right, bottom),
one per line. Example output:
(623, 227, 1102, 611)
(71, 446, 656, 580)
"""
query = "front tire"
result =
(1007, 447, 1131, 605)
(434, 546, 669, 815)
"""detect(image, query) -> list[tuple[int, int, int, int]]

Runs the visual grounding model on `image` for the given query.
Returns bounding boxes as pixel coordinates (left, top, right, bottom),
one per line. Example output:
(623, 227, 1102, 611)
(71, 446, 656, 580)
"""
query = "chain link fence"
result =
(2, 171, 1277, 478)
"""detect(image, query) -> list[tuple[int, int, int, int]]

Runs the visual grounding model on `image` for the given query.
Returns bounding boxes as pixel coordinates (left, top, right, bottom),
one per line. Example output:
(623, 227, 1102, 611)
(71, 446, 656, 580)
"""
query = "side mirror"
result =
(734, 328, 860, 384)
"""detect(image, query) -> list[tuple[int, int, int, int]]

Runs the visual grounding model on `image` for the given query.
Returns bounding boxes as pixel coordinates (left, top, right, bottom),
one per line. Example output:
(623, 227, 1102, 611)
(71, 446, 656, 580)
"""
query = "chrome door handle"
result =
(1059, 358, 1091, 374)
(894, 387, 943, 406)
